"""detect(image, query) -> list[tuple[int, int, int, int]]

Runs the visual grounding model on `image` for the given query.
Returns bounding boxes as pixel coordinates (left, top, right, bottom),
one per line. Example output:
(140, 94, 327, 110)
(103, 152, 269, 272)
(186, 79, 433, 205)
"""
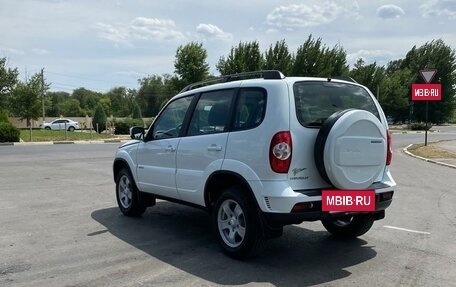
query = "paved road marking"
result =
(383, 225, 431, 235)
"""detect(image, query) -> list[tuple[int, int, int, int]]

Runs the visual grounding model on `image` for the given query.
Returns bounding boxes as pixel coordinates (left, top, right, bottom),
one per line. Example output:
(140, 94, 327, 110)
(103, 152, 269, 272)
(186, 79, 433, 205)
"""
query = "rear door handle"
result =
(165, 145, 176, 152)
(207, 144, 222, 152)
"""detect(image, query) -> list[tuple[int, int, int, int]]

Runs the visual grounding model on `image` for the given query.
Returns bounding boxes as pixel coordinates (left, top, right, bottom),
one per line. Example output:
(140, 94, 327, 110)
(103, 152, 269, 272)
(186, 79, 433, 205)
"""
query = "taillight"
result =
(386, 130, 392, 165)
(269, 131, 292, 173)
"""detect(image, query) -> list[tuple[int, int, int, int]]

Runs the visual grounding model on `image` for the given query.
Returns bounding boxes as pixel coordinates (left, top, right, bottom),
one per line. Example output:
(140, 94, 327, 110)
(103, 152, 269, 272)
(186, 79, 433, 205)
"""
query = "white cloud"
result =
(32, 48, 50, 55)
(347, 49, 395, 65)
(94, 17, 186, 46)
(266, 1, 359, 29)
(421, 0, 456, 19)
(196, 24, 232, 41)
(377, 5, 405, 19)
(0, 45, 25, 55)
(266, 28, 279, 34)
(93, 22, 130, 45)
(115, 71, 146, 78)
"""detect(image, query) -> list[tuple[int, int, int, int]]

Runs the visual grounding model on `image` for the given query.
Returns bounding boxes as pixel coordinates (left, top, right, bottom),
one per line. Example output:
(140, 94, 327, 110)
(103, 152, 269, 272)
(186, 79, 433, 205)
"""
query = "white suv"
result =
(113, 71, 395, 259)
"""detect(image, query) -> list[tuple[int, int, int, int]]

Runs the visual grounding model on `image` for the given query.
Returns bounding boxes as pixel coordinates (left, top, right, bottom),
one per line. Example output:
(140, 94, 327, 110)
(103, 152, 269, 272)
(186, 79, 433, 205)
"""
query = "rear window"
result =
(293, 81, 380, 127)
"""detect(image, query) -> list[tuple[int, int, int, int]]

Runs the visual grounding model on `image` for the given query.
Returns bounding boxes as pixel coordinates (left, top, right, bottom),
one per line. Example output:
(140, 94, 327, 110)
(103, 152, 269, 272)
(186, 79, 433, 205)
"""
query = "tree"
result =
(46, 91, 70, 117)
(263, 39, 293, 75)
(72, 88, 102, 115)
(9, 73, 42, 126)
(380, 68, 415, 122)
(131, 102, 142, 119)
(0, 57, 19, 111)
(60, 98, 83, 117)
(98, 96, 112, 117)
(401, 39, 456, 123)
(217, 41, 264, 75)
(137, 75, 172, 117)
(292, 35, 348, 77)
(92, 103, 107, 133)
(385, 59, 404, 75)
(106, 87, 132, 117)
(174, 42, 210, 90)
(349, 58, 386, 95)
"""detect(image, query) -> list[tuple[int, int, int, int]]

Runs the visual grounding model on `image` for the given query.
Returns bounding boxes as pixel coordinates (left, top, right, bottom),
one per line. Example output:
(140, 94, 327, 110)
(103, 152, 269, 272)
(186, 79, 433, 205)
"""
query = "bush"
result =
(92, 104, 107, 133)
(144, 117, 154, 128)
(0, 109, 9, 123)
(113, 118, 144, 135)
(0, 122, 20, 142)
(409, 122, 432, 131)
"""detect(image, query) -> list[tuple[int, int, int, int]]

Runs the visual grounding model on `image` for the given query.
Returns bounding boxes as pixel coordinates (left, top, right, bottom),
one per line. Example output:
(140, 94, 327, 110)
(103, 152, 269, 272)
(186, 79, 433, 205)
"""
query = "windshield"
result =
(293, 81, 380, 127)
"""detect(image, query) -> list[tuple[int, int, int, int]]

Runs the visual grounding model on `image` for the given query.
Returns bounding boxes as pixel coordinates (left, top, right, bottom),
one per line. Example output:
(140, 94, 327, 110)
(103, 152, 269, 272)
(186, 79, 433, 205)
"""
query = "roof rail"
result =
(328, 76, 358, 83)
(179, 70, 285, 93)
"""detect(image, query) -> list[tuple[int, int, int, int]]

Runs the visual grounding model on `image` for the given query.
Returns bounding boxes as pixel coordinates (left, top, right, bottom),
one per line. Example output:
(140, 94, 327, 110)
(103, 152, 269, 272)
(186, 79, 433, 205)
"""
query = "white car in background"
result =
(41, 118, 80, 131)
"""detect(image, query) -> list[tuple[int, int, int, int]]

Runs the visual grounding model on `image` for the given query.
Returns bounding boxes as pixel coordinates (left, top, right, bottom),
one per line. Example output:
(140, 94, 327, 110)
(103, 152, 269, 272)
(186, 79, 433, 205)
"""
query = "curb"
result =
(403, 144, 456, 169)
(390, 130, 440, 135)
(1, 140, 127, 146)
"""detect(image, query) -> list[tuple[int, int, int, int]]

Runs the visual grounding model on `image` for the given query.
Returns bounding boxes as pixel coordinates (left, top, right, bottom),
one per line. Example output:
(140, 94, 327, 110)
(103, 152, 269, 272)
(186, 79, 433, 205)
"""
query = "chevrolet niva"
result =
(113, 70, 395, 259)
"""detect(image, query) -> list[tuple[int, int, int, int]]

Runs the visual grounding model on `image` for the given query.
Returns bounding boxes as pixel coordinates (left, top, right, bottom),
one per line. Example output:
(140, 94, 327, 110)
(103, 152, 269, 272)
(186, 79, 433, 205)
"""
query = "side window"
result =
(232, 88, 267, 131)
(187, 89, 234, 136)
(152, 95, 194, 139)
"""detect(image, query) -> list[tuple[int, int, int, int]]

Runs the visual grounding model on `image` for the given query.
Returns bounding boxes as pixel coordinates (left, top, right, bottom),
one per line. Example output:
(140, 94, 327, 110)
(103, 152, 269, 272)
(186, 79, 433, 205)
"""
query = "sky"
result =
(1, 0, 455, 93)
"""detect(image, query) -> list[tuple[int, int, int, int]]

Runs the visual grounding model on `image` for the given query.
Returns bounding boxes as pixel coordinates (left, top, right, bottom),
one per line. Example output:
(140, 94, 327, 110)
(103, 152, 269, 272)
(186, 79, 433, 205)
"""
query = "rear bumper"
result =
(254, 169, 396, 213)
(262, 190, 393, 226)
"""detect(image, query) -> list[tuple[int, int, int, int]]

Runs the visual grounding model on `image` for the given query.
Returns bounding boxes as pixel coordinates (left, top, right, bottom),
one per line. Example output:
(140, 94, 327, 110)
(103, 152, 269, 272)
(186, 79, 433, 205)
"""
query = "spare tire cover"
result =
(314, 109, 387, 190)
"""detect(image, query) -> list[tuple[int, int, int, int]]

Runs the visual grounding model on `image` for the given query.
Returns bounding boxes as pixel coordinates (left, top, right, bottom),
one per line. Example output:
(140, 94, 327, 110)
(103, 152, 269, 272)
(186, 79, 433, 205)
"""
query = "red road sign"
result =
(419, 69, 437, 83)
(412, 83, 442, 101)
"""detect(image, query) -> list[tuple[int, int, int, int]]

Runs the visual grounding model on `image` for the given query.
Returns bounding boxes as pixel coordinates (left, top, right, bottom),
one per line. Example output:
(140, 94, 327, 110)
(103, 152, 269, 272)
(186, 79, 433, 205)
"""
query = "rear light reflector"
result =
(386, 130, 392, 165)
(269, 131, 292, 173)
(291, 201, 321, 212)
(380, 191, 394, 201)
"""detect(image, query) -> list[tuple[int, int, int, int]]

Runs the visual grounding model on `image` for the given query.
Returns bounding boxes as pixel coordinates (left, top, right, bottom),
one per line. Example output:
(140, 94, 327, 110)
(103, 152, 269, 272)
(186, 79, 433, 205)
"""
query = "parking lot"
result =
(1, 140, 456, 287)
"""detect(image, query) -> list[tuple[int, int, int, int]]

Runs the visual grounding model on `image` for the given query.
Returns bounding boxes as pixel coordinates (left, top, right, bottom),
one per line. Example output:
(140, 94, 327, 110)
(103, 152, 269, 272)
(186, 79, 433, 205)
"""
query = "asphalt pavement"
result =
(1, 133, 456, 286)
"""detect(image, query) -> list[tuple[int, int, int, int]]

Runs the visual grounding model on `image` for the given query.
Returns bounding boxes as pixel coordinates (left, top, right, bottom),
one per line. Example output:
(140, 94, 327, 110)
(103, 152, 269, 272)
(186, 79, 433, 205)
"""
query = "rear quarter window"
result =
(293, 81, 380, 127)
(232, 88, 267, 131)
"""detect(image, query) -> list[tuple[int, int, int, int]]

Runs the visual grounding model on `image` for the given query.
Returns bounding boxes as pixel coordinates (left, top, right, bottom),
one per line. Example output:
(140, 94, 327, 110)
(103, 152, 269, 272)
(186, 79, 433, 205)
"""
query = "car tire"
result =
(116, 168, 147, 217)
(68, 126, 75, 132)
(44, 126, 51, 130)
(213, 187, 265, 259)
(321, 214, 374, 238)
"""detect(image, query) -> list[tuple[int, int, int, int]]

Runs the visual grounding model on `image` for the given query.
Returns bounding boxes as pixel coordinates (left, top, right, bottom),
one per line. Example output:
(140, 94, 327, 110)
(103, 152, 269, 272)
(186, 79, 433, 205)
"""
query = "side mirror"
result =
(130, 126, 145, 140)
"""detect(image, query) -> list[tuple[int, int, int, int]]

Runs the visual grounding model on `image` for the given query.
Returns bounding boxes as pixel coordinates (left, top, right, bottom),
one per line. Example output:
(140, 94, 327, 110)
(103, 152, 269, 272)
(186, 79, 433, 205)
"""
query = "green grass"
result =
(20, 129, 117, 142)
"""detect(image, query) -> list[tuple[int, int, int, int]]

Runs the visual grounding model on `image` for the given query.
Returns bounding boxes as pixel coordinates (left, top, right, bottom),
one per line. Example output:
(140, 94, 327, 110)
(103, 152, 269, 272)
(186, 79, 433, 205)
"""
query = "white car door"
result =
(176, 89, 234, 205)
(136, 95, 194, 199)
(136, 138, 181, 198)
(51, 120, 63, 130)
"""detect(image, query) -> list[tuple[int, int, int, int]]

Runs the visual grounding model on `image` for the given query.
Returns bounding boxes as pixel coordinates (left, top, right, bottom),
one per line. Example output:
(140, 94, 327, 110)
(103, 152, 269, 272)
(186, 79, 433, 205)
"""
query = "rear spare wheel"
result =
(314, 109, 386, 190)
